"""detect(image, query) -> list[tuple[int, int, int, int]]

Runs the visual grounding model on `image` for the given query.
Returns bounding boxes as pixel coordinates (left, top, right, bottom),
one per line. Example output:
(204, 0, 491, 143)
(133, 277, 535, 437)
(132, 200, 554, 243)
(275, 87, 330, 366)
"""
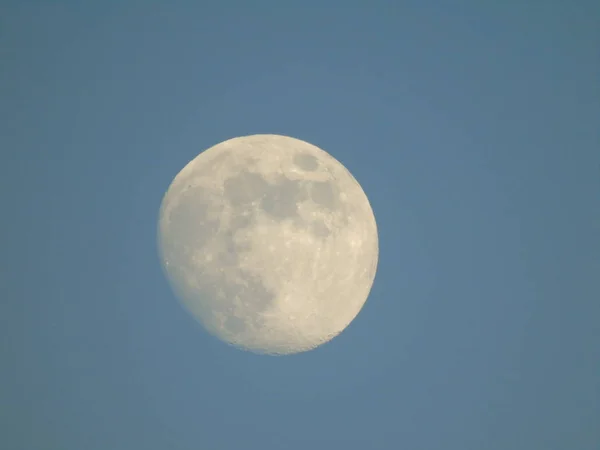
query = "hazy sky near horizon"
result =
(2, 2, 599, 449)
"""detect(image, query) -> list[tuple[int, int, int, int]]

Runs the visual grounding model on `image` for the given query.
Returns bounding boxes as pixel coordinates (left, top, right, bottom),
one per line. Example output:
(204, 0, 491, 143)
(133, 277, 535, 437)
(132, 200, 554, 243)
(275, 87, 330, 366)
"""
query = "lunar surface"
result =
(158, 134, 378, 355)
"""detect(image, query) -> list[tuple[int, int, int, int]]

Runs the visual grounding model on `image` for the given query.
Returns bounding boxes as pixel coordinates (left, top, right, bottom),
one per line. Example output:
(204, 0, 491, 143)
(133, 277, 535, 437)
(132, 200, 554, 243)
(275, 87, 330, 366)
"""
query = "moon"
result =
(158, 134, 378, 355)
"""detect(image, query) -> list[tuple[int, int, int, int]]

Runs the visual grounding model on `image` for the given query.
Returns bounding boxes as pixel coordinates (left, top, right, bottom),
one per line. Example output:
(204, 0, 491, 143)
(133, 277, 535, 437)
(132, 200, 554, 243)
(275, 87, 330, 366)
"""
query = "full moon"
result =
(158, 134, 378, 355)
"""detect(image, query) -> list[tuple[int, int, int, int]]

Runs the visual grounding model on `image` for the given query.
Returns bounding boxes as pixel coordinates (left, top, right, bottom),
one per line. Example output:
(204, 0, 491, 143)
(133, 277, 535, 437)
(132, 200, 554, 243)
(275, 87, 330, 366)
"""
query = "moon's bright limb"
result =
(158, 134, 378, 355)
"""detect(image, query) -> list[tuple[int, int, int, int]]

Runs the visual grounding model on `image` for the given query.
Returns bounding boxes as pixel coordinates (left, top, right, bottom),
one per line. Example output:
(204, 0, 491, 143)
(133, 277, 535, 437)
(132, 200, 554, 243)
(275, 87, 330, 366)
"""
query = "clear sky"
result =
(2, 2, 599, 449)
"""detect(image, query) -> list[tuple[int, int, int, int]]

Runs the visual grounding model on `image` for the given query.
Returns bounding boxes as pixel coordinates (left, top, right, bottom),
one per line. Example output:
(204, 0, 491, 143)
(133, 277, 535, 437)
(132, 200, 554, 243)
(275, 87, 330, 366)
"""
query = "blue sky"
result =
(2, 2, 599, 449)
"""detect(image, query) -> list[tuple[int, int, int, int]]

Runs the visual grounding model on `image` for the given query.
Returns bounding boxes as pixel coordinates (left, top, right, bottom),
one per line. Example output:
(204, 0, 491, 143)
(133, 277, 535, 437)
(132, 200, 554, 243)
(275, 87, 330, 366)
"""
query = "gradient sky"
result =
(2, 2, 599, 449)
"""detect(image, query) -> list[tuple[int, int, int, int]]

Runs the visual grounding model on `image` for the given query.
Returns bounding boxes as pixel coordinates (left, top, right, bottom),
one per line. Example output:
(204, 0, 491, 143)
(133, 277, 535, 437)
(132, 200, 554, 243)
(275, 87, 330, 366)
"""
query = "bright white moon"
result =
(158, 134, 378, 355)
